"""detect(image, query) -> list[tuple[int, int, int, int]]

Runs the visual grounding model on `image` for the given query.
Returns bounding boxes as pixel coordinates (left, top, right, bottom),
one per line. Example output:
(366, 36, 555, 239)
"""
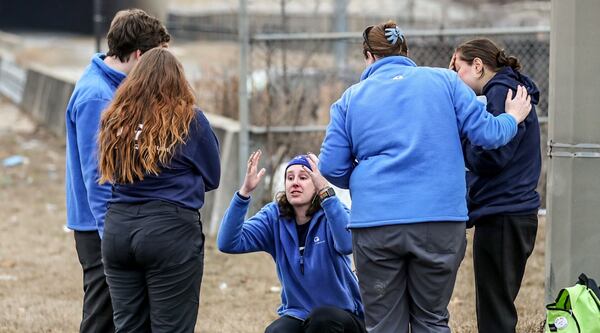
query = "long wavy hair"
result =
(98, 47, 196, 184)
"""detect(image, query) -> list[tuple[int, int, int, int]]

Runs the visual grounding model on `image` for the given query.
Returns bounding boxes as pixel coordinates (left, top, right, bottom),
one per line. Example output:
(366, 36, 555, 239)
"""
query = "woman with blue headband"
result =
(318, 20, 533, 333)
(218, 151, 365, 333)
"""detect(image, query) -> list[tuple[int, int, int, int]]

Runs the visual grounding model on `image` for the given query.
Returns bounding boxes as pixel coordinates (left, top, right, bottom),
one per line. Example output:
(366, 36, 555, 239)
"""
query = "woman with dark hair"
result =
(318, 20, 533, 333)
(450, 38, 541, 333)
(98, 47, 220, 332)
(218, 151, 365, 333)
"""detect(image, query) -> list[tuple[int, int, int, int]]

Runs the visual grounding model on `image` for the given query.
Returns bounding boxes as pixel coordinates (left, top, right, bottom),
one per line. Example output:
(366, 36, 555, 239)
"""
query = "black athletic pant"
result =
(74, 230, 115, 333)
(102, 201, 205, 333)
(265, 307, 366, 333)
(473, 214, 538, 333)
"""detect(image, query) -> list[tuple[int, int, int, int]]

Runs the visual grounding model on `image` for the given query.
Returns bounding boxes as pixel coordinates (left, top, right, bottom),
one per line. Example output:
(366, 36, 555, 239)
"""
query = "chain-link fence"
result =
(243, 27, 549, 206)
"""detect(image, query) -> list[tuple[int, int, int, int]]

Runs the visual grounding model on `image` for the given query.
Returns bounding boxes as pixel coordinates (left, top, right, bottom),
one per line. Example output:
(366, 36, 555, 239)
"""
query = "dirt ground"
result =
(0, 100, 545, 332)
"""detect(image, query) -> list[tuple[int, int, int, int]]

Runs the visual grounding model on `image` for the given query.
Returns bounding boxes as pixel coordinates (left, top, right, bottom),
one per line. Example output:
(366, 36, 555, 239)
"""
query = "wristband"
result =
(318, 186, 335, 202)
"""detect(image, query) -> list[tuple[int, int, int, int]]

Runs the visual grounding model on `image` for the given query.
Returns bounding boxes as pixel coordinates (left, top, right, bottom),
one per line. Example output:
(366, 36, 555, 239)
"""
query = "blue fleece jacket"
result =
(217, 194, 363, 321)
(110, 108, 221, 210)
(319, 56, 518, 228)
(463, 67, 541, 223)
(65, 53, 125, 235)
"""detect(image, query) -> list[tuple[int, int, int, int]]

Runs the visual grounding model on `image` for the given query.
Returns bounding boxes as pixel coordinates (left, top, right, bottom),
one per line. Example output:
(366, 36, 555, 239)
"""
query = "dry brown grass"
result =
(0, 102, 545, 332)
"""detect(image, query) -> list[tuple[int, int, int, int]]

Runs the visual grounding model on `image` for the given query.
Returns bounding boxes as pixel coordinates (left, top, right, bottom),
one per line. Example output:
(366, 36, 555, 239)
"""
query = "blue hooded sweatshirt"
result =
(65, 53, 125, 236)
(109, 108, 221, 210)
(217, 194, 363, 321)
(319, 56, 519, 228)
(463, 67, 541, 223)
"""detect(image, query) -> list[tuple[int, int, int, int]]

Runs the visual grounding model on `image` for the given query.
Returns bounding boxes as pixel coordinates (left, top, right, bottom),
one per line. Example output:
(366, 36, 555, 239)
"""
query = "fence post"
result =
(238, 0, 250, 183)
(333, 0, 348, 73)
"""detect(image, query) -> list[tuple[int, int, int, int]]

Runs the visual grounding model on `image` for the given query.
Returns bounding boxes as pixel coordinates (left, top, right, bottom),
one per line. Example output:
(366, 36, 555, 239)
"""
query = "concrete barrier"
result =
(0, 32, 27, 105)
(20, 64, 75, 137)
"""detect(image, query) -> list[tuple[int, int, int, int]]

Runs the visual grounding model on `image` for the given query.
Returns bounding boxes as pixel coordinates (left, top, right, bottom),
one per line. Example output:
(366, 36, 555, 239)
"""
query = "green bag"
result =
(545, 273, 600, 332)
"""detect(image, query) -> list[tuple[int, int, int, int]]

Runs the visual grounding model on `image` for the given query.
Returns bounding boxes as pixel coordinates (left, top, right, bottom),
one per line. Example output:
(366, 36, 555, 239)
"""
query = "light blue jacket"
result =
(319, 56, 518, 228)
(218, 193, 363, 321)
(65, 53, 125, 236)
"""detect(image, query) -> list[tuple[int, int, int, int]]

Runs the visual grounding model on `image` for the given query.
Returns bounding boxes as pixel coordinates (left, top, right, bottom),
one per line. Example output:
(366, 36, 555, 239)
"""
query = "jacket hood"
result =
(483, 66, 539, 105)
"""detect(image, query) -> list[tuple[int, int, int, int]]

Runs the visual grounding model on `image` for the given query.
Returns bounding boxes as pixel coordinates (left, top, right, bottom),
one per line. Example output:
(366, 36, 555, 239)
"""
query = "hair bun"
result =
(496, 50, 508, 66)
(496, 49, 521, 71)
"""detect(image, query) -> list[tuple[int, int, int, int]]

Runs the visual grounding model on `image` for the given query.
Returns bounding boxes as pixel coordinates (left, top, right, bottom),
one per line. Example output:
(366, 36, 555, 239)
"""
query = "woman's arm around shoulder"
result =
(452, 75, 530, 149)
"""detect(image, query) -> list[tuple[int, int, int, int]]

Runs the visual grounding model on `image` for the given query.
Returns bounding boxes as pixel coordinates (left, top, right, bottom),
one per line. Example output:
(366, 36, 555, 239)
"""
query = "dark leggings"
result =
(265, 307, 366, 333)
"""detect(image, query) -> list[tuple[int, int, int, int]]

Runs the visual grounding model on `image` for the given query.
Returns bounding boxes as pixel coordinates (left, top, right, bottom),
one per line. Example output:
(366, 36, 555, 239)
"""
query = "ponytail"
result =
(496, 49, 521, 71)
(456, 38, 523, 73)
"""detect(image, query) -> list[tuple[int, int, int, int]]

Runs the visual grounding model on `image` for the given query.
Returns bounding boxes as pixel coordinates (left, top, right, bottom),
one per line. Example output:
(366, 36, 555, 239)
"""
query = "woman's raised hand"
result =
(303, 153, 330, 193)
(505, 85, 532, 123)
(448, 52, 457, 71)
(239, 150, 266, 197)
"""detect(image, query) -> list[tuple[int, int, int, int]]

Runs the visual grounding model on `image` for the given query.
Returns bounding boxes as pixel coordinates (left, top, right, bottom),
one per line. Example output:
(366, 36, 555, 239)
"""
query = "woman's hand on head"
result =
(449, 53, 457, 71)
(239, 150, 266, 197)
(304, 153, 330, 192)
(505, 85, 532, 123)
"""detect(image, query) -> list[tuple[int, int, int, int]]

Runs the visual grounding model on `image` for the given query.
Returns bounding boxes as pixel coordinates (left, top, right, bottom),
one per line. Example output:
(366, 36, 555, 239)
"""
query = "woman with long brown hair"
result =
(98, 47, 220, 332)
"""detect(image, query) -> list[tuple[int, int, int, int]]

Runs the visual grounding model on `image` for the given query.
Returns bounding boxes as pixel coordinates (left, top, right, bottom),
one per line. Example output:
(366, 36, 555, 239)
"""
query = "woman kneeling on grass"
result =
(218, 151, 365, 333)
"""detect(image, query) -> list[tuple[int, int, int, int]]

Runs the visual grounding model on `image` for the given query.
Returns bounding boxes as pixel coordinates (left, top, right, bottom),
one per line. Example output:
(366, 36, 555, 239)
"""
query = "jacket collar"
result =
(360, 56, 417, 81)
(91, 53, 127, 89)
(281, 208, 325, 244)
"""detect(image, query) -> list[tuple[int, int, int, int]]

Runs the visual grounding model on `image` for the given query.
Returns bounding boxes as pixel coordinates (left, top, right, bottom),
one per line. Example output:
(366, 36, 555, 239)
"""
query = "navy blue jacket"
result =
(462, 67, 541, 223)
(110, 108, 220, 210)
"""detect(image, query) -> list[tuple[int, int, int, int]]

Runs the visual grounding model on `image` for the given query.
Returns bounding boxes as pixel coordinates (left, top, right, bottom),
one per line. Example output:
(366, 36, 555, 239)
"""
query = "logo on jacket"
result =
(313, 236, 325, 245)
(392, 75, 404, 80)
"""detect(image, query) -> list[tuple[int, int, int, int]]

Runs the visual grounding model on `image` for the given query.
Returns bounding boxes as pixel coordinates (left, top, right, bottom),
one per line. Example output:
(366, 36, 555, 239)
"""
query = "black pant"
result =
(265, 307, 366, 333)
(473, 214, 538, 333)
(74, 230, 115, 333)
(102, 201, 205, 333)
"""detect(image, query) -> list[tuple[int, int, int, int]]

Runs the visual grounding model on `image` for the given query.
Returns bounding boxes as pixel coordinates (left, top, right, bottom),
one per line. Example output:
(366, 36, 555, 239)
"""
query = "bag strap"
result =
(578, 273, 600, 300)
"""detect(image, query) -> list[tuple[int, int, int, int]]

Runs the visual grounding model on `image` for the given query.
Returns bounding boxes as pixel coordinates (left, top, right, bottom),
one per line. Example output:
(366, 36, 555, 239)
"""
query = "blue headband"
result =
(384, 26, 404, 45)
(286, 155, 312, 172)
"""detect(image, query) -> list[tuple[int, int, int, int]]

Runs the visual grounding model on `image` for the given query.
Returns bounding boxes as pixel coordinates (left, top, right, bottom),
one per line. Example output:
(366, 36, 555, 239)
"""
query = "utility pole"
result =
(546, 0, 600, 301)
(238, 0, 250, 183)
(333, 0, 348, 73)
(93, 0, 103, 53)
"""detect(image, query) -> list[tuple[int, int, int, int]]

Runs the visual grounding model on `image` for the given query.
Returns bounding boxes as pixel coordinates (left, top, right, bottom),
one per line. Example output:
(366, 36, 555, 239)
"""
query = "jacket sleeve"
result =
(451, 74, 517, 150)
(217, 193, 275, 255)
(74, 98, 112, 236)
(189, 112, 221, 192)
(320, 196, 353, 255)
(319, 92, 354, 189)
(463, 86, 528, 176)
